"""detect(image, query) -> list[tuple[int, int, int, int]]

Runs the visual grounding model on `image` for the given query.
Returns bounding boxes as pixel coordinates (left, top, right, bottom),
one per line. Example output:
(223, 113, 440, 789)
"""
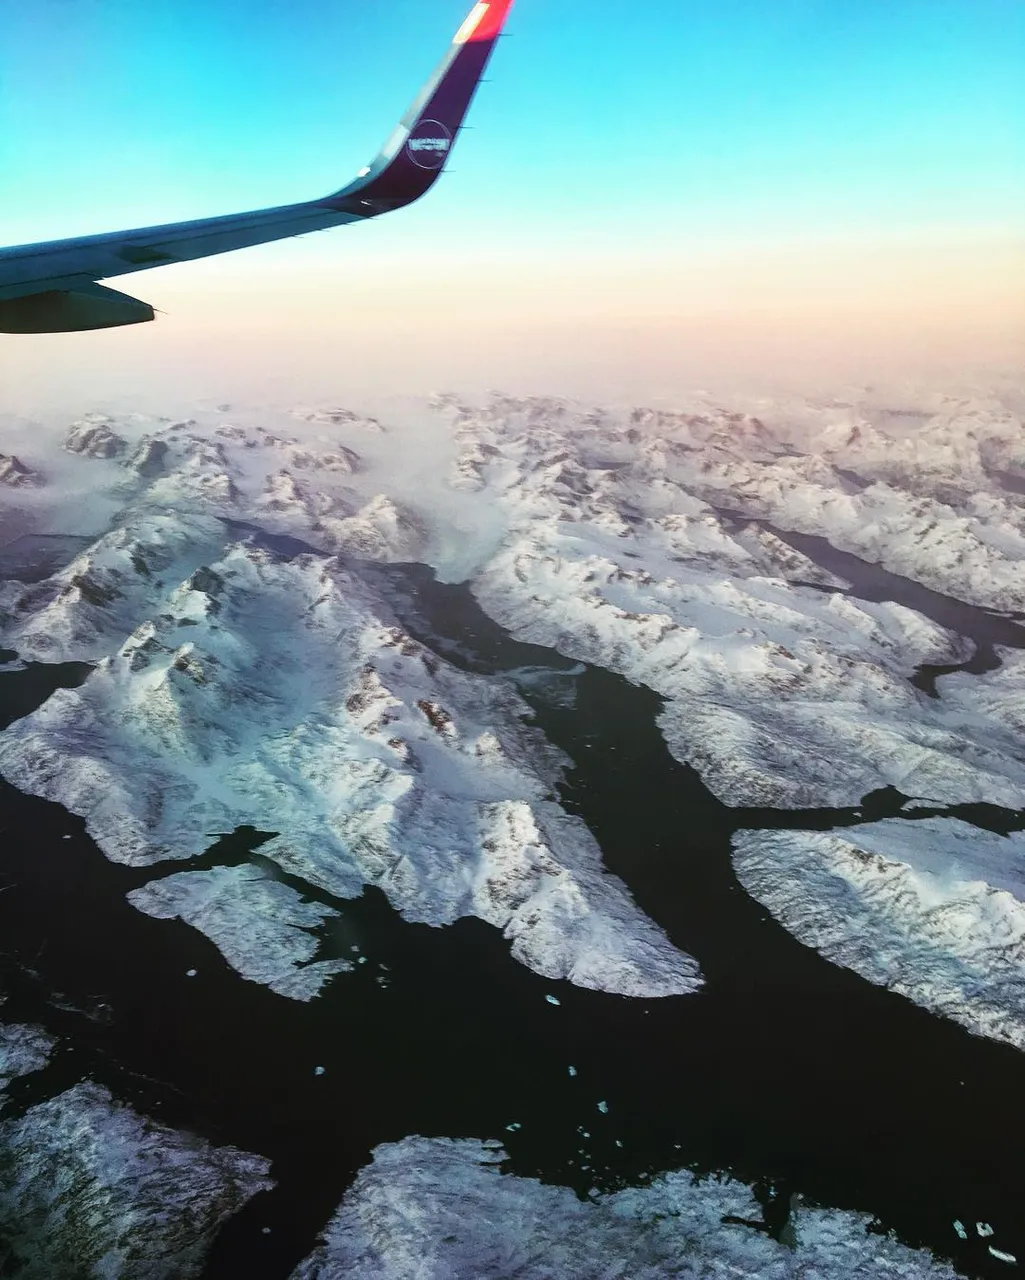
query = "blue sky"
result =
(3, 0, 1022, 249)
(1, 0, 1021, 408)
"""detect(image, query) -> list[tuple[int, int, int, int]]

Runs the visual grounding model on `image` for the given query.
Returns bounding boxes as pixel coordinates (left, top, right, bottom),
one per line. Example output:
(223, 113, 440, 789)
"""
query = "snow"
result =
(0, 1080, 272, 1279)
(0, 1019, 56, 1090)
(290, 1135, 959, 1279)
(438, 394, 1025, 808)
(64, 421, 127, 459)
(732, 817, 1025, 1049)
(3, 382, 1024, 1008)
(0, 422, 699, 999)
(127, 865, 353, 1001)
(0, 1021, 271, 1274)
(0, 452, 43, 488)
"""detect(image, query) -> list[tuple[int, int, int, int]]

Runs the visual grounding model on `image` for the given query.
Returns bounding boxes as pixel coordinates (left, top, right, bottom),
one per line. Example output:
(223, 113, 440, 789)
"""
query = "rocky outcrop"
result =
(0, 453, 42, 488)
(64, 421, 127, 459)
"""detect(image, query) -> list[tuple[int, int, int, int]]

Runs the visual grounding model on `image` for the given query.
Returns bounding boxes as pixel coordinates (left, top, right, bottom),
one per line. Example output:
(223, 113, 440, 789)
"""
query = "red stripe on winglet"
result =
(466, 0, 515, 43)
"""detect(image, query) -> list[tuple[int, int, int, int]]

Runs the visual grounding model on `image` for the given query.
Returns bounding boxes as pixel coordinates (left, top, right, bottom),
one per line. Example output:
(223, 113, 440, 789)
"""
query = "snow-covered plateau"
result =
(0, 1020, 271, 1278)
(290, 1135, 962, 1279)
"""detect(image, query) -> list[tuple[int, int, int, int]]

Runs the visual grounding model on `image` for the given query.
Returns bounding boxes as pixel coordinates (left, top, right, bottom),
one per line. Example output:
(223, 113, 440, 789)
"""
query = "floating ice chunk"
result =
(545, 994, 561, 1006)
(597, 1100, 609, 1114)
(567, 1065, 577, 1077)
(314, 1066, 326, 1077)
(978, 1223, 995, 1237)
(989, 1246, 1018, 1265)
(185, 968, 198, 978)
(953, 1221, 967, 1239)
(505, 1122, 522, 1133)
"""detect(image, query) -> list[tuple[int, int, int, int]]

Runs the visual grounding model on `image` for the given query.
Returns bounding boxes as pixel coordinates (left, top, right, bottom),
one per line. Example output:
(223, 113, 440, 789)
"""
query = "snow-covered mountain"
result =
(2, 386, 1023, 1015)
(291, 1135, 964, 1279)
(733, 816, 1025, 1051)
(427, 394, 1023, 810)
(2, 380, 1024, 1276)
(0, 1021, 271, 1278)
(0, 419, 699, 1000)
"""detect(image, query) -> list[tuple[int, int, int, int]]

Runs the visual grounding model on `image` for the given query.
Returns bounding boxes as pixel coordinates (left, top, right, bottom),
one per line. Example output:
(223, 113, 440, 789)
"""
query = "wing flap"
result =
(0, 283, 155, 333)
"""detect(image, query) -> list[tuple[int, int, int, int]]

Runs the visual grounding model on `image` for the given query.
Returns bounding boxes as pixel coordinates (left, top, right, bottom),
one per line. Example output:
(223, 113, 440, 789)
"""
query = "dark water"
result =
(0, 659, 92, 730)
(0, 533, 93, 583)
(0, 550, 1023, 1278)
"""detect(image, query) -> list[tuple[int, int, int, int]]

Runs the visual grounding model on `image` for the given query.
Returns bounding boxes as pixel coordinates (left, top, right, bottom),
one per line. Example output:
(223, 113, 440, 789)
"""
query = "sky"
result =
(1, 0, 1023, 408)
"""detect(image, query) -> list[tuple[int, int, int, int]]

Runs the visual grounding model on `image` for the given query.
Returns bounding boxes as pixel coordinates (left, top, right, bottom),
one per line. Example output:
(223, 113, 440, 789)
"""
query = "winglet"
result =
(321, 0, 515, 215)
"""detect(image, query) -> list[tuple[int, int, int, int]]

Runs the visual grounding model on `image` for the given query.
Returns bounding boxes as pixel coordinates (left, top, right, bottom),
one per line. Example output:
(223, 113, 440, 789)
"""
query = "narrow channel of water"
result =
(0, 549, 1021, 1279)
(720, 513, 1025, 695)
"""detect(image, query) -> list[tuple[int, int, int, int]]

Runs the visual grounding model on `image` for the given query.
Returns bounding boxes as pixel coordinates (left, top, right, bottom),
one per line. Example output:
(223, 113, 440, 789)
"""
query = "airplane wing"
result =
(0, 0, 514, 333)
